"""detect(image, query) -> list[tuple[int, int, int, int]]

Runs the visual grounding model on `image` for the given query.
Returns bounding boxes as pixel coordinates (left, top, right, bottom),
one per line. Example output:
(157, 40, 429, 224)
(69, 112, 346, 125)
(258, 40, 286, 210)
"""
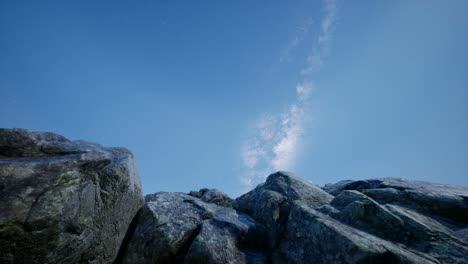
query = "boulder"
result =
(2, 128, 468, 263)
(188, 188, 233, 207)
(331, 190, 405, 241)
(322, 178, 468, 224)
(234, 171, 333, 249)
(322, 179, 468, 263)
(119, 192, 265, 264)
(276, 201, 439, 263)
(0, 128, 143, 263)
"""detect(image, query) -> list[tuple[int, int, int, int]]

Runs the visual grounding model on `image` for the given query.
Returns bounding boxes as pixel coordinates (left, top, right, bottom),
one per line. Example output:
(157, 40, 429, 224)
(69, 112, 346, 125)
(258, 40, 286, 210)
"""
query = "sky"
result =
(1, 0, 467, 197)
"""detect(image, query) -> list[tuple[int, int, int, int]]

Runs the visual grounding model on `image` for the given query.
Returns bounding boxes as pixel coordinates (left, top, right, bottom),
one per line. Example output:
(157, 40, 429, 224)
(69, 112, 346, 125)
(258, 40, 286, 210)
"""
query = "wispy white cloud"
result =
(278, 17, 315, 64)
(241, 81, 314, 190)
(241, 0, 337, 190)
(302, 0, 337, 75)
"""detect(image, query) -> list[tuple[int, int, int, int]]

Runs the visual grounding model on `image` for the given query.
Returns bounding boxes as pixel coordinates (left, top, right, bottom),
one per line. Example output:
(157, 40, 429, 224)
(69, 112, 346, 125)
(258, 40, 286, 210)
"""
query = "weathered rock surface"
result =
(0, 128, 144, 263)
(233, 171, 334, 249)
(320, 178, 468, 263)
(277, 201, 439, 263)
(188, 188, 233, 207)
(118, 192, 265, 264)
(2, 128, 468, 263)
(323, 178, 468, 224)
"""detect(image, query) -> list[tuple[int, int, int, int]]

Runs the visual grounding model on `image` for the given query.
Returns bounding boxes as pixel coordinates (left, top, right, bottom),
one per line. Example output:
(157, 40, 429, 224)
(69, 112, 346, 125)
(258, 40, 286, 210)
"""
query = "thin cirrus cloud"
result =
(241, 0, 337, 190)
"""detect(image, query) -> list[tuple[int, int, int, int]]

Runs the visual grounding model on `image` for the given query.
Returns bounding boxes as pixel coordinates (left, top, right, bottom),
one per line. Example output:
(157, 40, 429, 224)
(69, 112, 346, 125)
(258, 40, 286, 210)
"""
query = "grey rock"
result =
(3, 128, 468, 263)
(188, 188, 233, 207)
(385, 204, 468, 263)
(458, 227, 468, 241)
(322, 179, 468, 263)
(276, 201, 439, 264)
(331, 190, 405, 241)
(0, 128, 143, 263)
(233, 171, 333, 248)
(322, 178, 468, 224)
(120, 192, 265, 264)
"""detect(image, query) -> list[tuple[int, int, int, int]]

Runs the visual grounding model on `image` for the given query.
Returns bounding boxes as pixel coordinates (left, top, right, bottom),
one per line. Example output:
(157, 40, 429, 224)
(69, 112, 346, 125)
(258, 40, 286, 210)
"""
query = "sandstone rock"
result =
(0, 128, 143, 263)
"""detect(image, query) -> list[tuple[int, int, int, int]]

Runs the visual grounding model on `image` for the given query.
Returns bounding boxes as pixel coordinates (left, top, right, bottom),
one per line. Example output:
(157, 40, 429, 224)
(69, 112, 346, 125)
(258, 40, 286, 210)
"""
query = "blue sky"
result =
(1, 0, 467, 197)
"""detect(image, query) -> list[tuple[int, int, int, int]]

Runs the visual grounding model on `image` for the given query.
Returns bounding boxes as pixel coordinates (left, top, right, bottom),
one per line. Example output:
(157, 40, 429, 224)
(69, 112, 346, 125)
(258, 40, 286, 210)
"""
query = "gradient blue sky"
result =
(1, 0, 467, 197)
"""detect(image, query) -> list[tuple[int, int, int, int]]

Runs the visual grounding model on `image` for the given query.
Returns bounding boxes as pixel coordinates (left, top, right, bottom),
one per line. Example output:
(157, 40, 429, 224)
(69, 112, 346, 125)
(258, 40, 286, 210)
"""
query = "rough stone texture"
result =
(188, 188, 233, 207)
(233, 171, 333, 249)
(2, 128, 468, 263)
(321, 178, 468, 263)
(276, 201, 439, 264)
(323, 178, 468, 225)
(0, 128, 143, 263)
(119, 192, 265, 264)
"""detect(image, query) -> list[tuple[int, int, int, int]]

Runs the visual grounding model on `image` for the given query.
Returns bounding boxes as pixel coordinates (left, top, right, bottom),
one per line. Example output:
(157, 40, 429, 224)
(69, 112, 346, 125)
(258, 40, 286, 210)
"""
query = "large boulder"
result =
(323, 178, 468, 224)
(276, 201, 439, 263)
(119, 192, 265, 264)
(321, 179, 468, 263)
(0, 128, 143, 263)
(234, 171, 333, 249)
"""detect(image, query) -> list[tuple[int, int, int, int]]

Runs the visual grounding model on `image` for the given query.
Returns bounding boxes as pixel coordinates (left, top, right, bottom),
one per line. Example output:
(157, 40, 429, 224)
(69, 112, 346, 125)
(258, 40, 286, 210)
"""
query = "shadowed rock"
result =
(120, 192, 265, 264)
(188, 188, 233, 207)
(323, 178, 468, 224)
(322, 179, 468, 263)
(0, 128, 143, 263)
(276, 201, 439, 263)
(234, 171, 334, 249)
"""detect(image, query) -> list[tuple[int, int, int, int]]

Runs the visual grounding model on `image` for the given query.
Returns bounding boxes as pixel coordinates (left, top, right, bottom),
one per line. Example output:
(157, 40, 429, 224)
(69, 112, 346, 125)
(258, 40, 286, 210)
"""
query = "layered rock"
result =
(322, 178, 468, 224)
(0, 128, 143, 263)
(320, 178, 468, 263)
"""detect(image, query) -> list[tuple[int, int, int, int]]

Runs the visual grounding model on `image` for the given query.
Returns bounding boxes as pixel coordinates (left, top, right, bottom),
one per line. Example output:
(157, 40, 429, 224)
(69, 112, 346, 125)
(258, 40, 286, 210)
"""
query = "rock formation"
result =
(1, 129, 467, 263)
(0, 129, 143, 263)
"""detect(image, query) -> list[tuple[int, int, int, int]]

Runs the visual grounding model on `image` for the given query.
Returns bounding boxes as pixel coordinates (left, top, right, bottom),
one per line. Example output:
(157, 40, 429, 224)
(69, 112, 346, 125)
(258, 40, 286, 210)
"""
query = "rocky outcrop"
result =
(0, 128, 144, 263)
(323, 178, 468, 224)
(1, 128, 468, 263)
(119, 171, 468, 263)
(188, 188, 233, 207)
(320, 178, 468, 263)
(118, 192, 265, 263)
(233, 171, 333, 250)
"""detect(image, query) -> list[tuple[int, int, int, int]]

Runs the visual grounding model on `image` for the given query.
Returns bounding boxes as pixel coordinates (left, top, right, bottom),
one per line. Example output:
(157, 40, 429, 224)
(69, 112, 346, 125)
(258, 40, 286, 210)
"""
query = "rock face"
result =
(2, 128, 468, 263)
(233, 171, 334, 250)
(0, 128, 144, 263)
(318, 178, 468, 263)
(188, 188, 233, 207)
(117, 192, 265, 264)
(119, 171, 468, 263)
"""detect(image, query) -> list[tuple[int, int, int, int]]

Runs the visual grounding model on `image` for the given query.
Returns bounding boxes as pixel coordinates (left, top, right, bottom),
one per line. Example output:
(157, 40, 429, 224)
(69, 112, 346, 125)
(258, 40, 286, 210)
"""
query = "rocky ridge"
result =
(1, 129, 467, 263)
